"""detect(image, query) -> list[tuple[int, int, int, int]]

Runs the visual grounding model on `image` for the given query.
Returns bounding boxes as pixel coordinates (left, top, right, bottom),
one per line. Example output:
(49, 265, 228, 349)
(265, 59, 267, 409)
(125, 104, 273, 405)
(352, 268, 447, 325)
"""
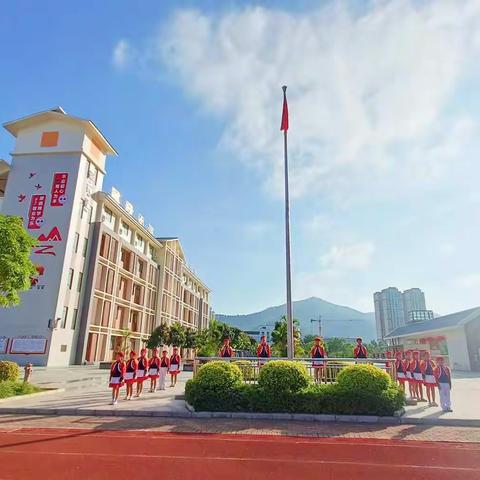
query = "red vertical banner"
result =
(50, 172, 69, 206)
(27, 195, 46, 229)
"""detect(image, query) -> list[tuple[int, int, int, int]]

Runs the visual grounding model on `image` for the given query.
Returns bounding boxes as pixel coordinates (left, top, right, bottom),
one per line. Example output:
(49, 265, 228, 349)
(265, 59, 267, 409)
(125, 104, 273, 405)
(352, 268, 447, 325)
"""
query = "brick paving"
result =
(1, 414, 479, 443)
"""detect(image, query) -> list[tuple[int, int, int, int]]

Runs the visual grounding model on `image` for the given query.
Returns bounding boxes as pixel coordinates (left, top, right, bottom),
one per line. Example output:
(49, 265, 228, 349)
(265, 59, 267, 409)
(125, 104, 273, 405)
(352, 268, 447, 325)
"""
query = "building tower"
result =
(402, 288, 426, 322)
(0, 108, 116, 366)
(373, 287, 405, 340)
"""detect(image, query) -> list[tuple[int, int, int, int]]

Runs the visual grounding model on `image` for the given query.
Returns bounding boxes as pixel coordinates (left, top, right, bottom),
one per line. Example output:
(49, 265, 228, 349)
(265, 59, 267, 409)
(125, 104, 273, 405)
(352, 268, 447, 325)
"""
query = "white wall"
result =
(446, 327, 471, 371)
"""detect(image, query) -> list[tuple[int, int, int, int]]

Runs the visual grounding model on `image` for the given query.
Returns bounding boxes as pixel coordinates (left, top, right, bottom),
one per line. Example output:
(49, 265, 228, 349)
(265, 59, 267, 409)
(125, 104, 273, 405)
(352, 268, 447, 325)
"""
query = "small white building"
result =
(385, 307, 480, 372)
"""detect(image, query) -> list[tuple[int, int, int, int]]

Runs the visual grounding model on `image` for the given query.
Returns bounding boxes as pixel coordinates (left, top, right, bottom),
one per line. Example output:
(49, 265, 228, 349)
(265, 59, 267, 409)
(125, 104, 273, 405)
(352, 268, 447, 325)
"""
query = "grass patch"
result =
(0, 381, 41, 399)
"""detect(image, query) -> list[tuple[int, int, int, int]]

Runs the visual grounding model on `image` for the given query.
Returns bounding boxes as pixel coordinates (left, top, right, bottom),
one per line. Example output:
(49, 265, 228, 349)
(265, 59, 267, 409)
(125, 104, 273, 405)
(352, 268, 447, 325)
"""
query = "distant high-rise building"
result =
(374, 287, 405, 339)
(374, 287, 430, 339)
(403, 288, 426, 322)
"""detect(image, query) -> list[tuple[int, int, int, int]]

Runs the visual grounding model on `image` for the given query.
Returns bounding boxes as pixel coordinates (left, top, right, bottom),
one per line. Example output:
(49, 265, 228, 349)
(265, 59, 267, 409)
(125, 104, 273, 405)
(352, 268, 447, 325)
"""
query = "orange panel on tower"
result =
(40, 131, 59, 147)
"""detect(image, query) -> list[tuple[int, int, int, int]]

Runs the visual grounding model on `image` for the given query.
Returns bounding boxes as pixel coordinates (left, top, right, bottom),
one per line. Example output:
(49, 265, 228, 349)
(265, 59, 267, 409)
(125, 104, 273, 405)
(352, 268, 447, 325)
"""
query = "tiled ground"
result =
(1, 414, 479, 443)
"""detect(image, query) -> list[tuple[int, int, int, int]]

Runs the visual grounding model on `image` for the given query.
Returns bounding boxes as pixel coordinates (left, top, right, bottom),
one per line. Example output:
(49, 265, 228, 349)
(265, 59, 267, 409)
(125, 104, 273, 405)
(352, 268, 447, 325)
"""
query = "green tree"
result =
(271, 316, 304, 357)
(120, 328, 133, 355)
(184, 328, 197, 349)
(146, 323, 170, 349)
(324, 337, 355, 357)
(366, 339, 388, 357)
(168, 322, 186, 347)
(0, 215, 37, 307)
(234, 331, 255, 352)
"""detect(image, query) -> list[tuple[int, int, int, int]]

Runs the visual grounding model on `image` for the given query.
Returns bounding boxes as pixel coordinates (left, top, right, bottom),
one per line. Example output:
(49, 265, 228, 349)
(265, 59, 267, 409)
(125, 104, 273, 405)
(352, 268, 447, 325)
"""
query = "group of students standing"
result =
(108, 346, 182, 405)
(394, 350, 452, 412)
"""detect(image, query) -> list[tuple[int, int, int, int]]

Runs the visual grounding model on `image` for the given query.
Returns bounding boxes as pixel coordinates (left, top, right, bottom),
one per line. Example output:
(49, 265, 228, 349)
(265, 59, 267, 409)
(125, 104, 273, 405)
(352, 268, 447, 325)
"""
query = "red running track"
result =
(0, 428, 478, 480)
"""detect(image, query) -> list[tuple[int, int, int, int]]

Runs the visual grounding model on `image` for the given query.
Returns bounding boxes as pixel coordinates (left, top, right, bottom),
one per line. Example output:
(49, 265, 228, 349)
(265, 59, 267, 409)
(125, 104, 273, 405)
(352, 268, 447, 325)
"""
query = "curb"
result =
(0, 388, 64, 404)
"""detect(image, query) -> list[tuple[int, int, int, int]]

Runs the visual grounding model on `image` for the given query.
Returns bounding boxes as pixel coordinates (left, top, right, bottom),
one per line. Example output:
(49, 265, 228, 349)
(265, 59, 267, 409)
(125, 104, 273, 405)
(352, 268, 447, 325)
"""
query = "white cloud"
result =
(320, 242, 375, 270)
(113, 39, 135, 69)
(134, 1, 480, 201)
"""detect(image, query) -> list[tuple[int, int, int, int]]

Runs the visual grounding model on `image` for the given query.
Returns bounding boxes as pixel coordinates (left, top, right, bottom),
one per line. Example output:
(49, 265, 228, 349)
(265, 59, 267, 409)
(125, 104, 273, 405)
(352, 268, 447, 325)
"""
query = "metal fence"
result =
(193, 357, 396, 384)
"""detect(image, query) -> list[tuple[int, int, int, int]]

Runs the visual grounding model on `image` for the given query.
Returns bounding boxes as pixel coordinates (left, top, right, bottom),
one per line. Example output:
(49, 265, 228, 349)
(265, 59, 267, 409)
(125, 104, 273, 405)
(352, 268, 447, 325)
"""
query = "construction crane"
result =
(310, 315, 362, 338)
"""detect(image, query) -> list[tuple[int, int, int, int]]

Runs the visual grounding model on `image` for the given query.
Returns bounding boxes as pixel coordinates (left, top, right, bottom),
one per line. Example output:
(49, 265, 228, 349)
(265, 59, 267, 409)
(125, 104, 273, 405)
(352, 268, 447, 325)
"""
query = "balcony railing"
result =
(193, 357, 395, 384)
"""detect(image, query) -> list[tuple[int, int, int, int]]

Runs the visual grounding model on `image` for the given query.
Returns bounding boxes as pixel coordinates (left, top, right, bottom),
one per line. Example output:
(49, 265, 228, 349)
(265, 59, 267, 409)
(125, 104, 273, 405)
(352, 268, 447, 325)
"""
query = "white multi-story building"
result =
(0, 107, 210, 366)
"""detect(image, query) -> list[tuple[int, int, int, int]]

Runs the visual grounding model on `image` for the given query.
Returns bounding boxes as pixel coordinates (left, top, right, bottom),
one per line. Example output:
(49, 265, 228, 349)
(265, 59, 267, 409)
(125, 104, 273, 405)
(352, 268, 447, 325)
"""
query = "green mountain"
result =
(216, 297, 376, 340)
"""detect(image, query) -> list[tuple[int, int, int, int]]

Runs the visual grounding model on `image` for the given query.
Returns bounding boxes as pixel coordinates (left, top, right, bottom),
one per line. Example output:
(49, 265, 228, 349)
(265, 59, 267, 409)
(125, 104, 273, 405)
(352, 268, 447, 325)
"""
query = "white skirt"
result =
(413, 372, 423, 381)
(397, 372, 406, 379)
(169, 364, 179, 372)
(110, 377, 122, 385)
(424, 374, 436, 384)
(406, 372, 412, 379)
(149, 368, 159, 376)
(124, 372, 135, 380)
(137, 369, 147, 378)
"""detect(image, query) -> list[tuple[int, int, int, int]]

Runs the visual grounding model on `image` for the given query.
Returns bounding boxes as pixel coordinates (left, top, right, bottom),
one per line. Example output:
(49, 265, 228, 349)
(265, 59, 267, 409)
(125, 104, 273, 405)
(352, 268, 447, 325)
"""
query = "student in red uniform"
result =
(394, 351, 406, 392)
(404, 350, 414, 399)
(219, 338, 234, 358)
(410, 350, 425, 402)
(124, 351, 138, 400)
(135, 348, 149, 397)
(148, 347, 161, 393)
(158, 349, 170, 391)
(434, 356, 452, 412)
(310, 337, 327, 383)
(353, 338, 367, 359)
(256, 335, 271, 367)
(109, 352, 126, 405)
(169, 347, 181, 387)
(421, 351, 437, 406)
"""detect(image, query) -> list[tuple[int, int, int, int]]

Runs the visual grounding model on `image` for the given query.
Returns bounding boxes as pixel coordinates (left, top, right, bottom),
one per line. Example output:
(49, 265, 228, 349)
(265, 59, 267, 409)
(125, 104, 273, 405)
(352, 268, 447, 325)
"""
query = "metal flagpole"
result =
(282, 85, 294, 360)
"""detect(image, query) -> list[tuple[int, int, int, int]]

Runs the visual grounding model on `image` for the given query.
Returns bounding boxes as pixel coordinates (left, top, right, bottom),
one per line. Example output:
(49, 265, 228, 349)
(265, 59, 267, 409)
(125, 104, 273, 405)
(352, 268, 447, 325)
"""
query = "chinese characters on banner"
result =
(50, 172, 68, 206)
(27, 194, 46, 229)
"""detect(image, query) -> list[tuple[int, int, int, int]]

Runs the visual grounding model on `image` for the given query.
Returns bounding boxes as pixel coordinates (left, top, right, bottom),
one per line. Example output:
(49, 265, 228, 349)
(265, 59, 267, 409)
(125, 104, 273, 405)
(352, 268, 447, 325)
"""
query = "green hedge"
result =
(0, 381, 40, 399)
(0, 361, 20, 382)
(187, 362, 405, 416)
(258, 360, 311, 393)
(337, 364, 392, 395)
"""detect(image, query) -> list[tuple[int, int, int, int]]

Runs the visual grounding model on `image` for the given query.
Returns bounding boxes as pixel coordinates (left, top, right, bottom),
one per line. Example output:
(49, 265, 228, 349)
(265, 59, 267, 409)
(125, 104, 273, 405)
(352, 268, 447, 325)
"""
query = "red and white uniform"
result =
(109, 360, 126, 388)
(136, 356, 149, 383)
(169, 354, 181, 375)
(434, 364, 452, 411)
(354, 345, 367, 359)
(395, 358, 407, 383)
(257, 343, 271, 365)
(148, 356, 161, 379)
(410, 359, 423, 383)
(159, 355, 170, 390)
(124, 358, 138, 385)
(421, 360, 437, 385)
(311, 345, 326, 368)
(405, 358, 413, 382)
(220, 345, 233, 358)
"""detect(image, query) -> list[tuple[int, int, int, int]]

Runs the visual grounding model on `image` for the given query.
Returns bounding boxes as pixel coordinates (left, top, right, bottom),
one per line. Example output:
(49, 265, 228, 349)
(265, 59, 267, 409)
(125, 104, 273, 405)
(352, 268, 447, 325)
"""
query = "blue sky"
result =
(1, 0, 480, 316)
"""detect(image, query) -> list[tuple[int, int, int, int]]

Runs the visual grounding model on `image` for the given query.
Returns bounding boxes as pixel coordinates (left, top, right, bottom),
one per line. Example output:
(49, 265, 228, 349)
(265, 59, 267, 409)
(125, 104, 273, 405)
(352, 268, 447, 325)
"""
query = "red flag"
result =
(280, 86, 289, 131)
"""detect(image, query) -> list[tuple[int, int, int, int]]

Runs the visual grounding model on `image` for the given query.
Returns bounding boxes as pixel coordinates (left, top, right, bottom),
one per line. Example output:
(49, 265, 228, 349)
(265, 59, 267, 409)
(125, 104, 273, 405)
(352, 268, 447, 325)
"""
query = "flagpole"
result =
(282, 85, 294, 360)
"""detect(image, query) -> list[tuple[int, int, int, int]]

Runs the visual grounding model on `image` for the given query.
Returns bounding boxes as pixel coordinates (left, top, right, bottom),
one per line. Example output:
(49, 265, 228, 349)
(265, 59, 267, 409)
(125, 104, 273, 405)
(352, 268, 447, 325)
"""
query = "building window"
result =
(135, 234, 144, 251)
(87, 162, 98, 183)
(67, 269, 74, 289)
(40, 131, 59, 147)
(74, 233, 80, 253)
(120, 221, 130, 240)
(71, 309, 78, 330)
(77, 272, 84, 292)
(83, 237, 88, 257)
(61, 307, 69, 329)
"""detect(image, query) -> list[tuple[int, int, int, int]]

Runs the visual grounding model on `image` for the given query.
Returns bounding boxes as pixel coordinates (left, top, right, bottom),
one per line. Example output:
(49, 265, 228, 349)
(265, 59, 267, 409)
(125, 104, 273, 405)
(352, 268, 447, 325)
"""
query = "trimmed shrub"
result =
(0, 361, 20, 382)
(258, 360, 311, 394)
(186, 361, 245, 411)
(336, 364, 391, 395)
(233, 361, 255, 381)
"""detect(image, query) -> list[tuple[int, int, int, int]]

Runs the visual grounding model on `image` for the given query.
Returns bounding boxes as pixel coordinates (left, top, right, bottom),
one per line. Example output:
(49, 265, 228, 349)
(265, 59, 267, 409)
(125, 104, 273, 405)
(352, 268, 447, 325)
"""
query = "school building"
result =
(0, 107, 210, 366)
(385, 307, 480, 371)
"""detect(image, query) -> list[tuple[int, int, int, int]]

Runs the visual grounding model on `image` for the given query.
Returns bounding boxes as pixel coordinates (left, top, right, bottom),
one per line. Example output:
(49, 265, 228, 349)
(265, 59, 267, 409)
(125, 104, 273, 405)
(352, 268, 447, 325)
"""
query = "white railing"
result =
(193, 357, 395, 384)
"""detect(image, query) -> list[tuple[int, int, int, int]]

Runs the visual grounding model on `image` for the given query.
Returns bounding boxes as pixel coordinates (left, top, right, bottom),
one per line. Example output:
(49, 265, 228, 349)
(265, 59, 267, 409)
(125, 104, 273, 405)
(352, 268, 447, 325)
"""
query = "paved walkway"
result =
(1, 414, 480, 443)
